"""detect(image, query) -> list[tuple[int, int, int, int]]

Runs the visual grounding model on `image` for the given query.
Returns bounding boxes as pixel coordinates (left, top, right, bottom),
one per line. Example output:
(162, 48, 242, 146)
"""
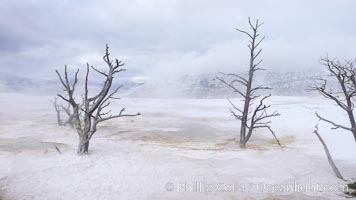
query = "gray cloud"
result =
(0, 0, 355, 80)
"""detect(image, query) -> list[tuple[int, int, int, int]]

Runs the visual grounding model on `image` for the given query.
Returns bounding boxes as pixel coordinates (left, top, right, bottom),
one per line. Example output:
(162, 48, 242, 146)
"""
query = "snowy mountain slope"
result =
(0, 72, 56, 93)
(0, 72, 144, 95)
(130, 69, 327, 98)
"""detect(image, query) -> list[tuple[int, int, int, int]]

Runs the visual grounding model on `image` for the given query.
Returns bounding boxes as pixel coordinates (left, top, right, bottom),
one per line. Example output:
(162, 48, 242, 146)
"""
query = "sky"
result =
(0, 0, 355, 81)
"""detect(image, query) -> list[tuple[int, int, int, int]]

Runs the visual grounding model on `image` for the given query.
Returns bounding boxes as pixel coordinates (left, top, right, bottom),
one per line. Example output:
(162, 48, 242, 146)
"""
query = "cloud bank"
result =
(0, 0, 355, 81)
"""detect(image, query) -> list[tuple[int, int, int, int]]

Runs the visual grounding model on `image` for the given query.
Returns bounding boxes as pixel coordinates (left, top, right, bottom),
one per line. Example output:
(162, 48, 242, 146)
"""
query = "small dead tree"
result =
(313, 56, 356, 142)
(313, 124, 344, 180)
(50, 97, 63, 126)
(61, 103, 75, 127)
(50, 97, 74, 126)
(56, 44, 140, 154)
(217, 18, 280, 148)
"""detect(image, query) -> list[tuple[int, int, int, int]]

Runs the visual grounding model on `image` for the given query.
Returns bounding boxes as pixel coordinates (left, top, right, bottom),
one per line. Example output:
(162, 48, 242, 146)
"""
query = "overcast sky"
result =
(0, 0, 355, 80)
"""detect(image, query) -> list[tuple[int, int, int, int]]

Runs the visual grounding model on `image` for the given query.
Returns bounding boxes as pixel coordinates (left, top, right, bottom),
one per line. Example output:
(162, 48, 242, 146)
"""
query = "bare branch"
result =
(97, 108, 141, 123)
(227, 98, 243, 114)
(316, 112, 353, 131)
(216, 76, 246, 98)
(91, 65, 108, 77)
(253, 125, 281, 147)
(57, 94, 70, 103)
(251, 85, 272, 92)
(235, 28, 253, 39)
(255, 36, 265, 49)
(218, 72, 248, 84)
(253, 49, 262, 60)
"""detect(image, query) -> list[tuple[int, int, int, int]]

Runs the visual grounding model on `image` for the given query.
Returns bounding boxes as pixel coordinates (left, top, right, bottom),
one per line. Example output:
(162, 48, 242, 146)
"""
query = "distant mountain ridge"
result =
(0, 72, 143, 94)
(0, 69, 331, 98)
(0, 72, 57, 93)
(129, 69, 326, 98)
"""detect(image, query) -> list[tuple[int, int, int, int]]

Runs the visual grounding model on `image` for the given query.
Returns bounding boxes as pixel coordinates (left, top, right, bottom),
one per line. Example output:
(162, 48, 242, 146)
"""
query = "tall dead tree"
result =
(313, 56, 356, 142)
(56, 44, 140, 154)
(217, 18, 280, 148)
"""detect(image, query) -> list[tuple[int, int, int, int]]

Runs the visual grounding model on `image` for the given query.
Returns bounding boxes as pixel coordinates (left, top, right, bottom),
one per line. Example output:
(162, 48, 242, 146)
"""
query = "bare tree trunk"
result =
(56, 109, 61, 125)
(313, 125, 344, 180)
(347, 111, 356, 142)
(239, 92, 251, 148)
(78, 136, 90, 154)
(238, 22, 256, 148)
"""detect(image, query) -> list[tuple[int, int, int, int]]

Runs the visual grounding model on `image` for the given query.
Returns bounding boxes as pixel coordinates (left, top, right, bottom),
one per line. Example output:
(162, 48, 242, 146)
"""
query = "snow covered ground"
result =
(0, 93, 355, 199)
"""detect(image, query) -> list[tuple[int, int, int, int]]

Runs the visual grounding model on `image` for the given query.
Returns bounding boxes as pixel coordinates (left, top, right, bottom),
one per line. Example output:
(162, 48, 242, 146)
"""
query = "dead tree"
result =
(313, 56, 356, 142)
(50, 97, 63, 126)
(217, 18, 280, 148)
(313, 124, 344, 180)
(56, 44, 140, 154)
(50, 97, 74, 126)
(61, 103, 75, 126)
